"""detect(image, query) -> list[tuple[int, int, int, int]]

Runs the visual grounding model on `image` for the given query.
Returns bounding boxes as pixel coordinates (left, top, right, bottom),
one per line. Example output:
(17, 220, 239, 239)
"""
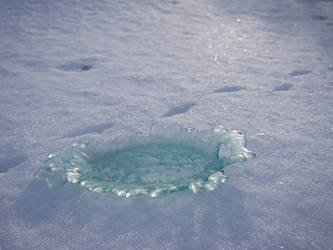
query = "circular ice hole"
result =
(36, 124, 255, 197)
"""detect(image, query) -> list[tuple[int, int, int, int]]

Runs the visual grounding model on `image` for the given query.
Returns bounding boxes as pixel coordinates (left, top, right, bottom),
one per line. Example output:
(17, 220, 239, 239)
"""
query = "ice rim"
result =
(35, 124, 256, 198)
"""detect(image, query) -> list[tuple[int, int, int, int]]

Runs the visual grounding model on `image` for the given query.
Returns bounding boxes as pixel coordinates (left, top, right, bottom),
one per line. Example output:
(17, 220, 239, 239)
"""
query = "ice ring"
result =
(35, 124, 255, 197)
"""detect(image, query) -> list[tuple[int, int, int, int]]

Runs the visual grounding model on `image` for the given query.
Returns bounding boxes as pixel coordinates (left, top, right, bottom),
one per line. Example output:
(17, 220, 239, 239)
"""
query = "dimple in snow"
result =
(35, 124, 255, 198)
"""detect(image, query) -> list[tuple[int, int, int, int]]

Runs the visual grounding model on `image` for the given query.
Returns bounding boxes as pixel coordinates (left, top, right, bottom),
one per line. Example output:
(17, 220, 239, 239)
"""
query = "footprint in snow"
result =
(312, 15, 328, 21)
(56, 58, 96, 72)
(162, 103, 196, 118)
(214, 86, 246, 93)
(63, 123, 113, 138)
(274, 83, 293, 91)
(289, 70, 311, 76)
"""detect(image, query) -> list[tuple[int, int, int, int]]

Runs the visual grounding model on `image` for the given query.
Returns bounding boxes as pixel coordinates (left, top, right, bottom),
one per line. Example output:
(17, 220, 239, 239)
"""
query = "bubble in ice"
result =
(35, 124, 255, 197)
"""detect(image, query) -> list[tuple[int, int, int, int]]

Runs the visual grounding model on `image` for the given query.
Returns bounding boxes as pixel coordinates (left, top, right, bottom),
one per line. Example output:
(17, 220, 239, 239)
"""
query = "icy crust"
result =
(35, 124, 255, 197)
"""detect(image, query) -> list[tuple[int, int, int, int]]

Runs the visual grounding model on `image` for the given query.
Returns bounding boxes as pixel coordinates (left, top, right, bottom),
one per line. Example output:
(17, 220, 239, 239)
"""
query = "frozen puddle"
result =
(36, 124, 255, 197)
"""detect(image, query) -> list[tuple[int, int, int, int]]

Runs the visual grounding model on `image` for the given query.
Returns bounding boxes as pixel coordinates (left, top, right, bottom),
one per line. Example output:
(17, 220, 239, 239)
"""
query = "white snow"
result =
(1, 0, 332, 249)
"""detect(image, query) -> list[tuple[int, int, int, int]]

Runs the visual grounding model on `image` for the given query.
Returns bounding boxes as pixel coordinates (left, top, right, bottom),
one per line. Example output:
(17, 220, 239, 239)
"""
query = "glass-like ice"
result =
(35, 124, 255, 197)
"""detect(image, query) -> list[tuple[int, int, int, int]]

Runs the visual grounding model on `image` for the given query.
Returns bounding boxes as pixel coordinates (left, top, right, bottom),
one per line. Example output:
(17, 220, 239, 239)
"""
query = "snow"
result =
(1, 0, 332, 249)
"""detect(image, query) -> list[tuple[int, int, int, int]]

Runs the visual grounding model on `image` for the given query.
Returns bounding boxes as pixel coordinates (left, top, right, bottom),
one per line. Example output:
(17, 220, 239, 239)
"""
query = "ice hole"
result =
(35, 124, 255, 197)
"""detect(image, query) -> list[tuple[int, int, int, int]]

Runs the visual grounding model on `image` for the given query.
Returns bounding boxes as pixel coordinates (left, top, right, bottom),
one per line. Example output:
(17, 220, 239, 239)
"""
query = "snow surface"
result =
(0, 0, 332, 249)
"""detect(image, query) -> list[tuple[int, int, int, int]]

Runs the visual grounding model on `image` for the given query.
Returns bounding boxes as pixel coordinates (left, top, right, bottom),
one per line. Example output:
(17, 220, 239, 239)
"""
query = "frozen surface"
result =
(0, 0, 332, 249)
(35, 124, 254, 197)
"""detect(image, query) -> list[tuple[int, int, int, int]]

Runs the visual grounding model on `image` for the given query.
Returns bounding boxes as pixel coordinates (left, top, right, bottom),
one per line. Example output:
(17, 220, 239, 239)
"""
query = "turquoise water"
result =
(36, 124, 255, 197)
(84, 143, 220, 193)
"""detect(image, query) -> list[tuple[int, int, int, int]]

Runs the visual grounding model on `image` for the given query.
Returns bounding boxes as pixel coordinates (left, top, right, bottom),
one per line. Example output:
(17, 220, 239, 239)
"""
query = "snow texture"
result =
(0, 0, 332, 249)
